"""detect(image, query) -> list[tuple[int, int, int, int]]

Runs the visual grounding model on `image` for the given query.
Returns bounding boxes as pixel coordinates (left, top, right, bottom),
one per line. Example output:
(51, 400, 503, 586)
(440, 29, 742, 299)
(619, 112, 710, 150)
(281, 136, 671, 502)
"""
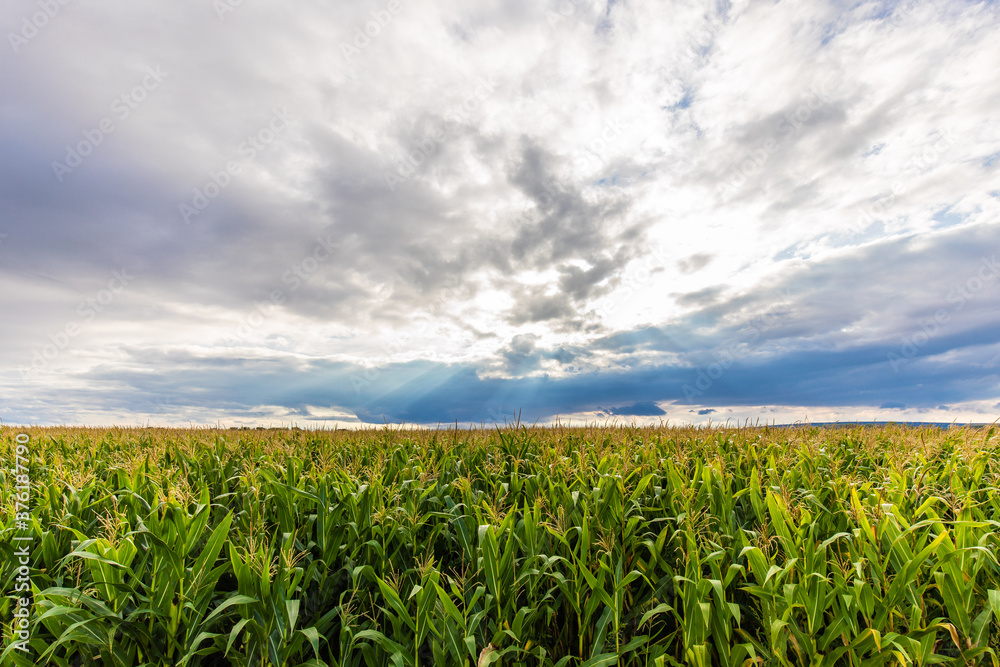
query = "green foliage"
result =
(1, 423, 1000, 665)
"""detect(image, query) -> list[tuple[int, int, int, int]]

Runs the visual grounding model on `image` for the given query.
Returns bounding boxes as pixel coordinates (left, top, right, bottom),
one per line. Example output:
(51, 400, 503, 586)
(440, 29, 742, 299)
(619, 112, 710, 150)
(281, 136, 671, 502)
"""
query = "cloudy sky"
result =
(2, 0, 999, 427)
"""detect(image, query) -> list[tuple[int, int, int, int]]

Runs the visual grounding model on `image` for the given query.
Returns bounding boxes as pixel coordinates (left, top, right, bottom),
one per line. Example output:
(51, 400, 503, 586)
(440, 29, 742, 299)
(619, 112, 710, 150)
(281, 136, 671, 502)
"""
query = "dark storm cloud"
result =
(604, 401, 666, 416)
(597, 223, 1000, 364)
(505, 287, 576, 325)
(506, 140, 642, 269)
(499, 333, 581, 374)
(40, 325, 996, 424)
(0, 0, 661, 353)
(32, 208, 1000, 425)
(8, 216, 1000, 423)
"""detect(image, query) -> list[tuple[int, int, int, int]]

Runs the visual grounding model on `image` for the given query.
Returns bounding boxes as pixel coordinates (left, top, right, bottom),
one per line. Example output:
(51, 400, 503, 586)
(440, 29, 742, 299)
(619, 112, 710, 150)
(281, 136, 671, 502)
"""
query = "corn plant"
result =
(1, 423, 999, 666)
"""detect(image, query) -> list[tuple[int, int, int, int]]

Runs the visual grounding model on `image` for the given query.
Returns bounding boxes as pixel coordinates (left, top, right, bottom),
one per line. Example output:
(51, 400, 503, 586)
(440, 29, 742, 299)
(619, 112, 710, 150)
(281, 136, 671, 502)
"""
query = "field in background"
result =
(2, 424, 1000, 666)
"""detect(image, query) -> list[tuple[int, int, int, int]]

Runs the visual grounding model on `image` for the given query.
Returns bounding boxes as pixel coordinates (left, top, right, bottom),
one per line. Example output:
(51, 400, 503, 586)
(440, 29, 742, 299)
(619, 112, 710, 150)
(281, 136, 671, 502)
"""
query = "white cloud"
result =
(2, 0, 999, 424)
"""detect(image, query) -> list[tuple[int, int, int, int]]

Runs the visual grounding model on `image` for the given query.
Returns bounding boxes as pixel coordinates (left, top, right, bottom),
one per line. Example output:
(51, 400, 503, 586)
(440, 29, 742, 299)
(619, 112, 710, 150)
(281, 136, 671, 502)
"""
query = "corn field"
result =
(2, 424, 1000, 666)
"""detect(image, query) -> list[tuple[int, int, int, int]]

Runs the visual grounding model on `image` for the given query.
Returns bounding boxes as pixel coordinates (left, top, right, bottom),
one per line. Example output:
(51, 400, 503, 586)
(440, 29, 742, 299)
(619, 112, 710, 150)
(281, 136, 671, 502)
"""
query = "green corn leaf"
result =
(190, 511, 233, 594)
(297, 626, 323, 660)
